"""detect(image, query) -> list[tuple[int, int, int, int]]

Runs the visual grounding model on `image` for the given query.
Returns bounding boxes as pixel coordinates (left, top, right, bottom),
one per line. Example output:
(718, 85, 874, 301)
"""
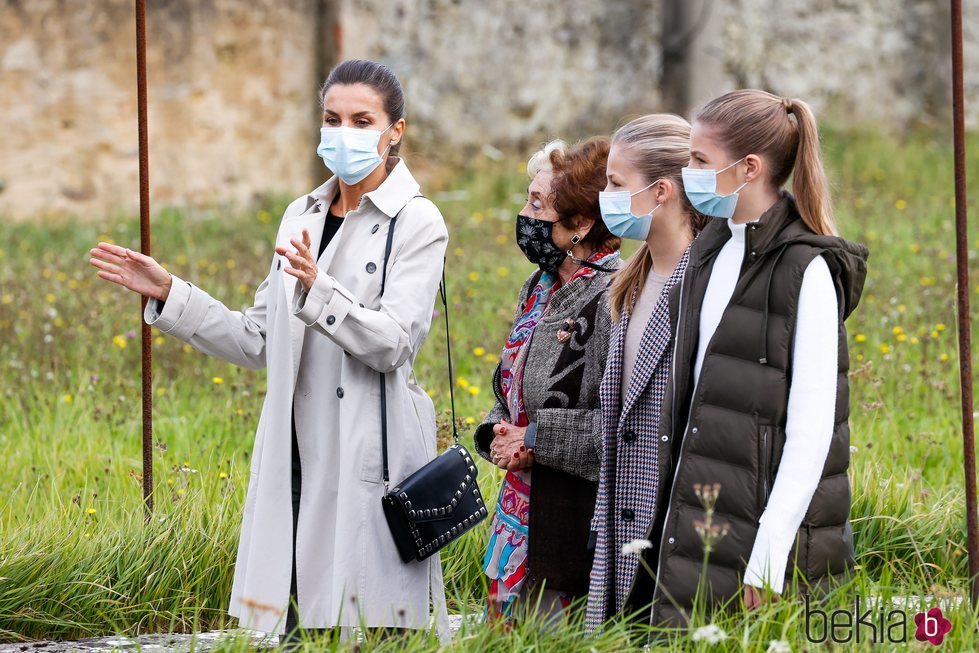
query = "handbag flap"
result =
(390, 445, 480, 523)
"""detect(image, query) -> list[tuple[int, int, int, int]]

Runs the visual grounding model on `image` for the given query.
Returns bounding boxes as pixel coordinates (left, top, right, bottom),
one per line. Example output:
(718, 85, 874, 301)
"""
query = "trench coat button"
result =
(621, 508, 635, 521)
(668, 537, 676, 544)
(661, 435, 669, 442)
(691, 426, 699, 434)
(622, 430, 637, 443)
(366, 262, 377, 274)
(371, 224, 380, 234)
(326, 315, 336, 325)
(336, 387, 344, 398)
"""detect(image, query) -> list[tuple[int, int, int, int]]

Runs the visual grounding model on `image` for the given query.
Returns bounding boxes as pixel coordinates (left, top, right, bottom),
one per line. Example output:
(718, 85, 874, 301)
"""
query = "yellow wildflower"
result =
(63, 394, 72, 403)
(879, 343, 891, 355)
(465, 417, 475, 425)
(212, 377, 224, 385)
(468, 386, 480, 396)
(940, 353, 951, 362)
(895, 199, 907, 211)
(219, 472, 228, 480)
(897, 334, 907, 342)
(1, 295, 12, 305)
(855, 334, 867, 343)
(86, 508, 96, 516)
(45, 293, 55, 303)
(457, 377, 470, 388)
(468, 271, 480, 282)
(473, 346, 486, 357)
(892, 326, 904, 336)
(496, 267, 509, 277)
(112, 335, 127, 349)
(936, 323, 946, 332)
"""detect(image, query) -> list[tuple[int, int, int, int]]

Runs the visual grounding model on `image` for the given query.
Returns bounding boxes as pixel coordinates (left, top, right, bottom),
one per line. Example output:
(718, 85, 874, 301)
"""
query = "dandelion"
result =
(473, 346, 486, 357)
(897, 334, 907, 342)
(895, 199, 907, 211)
(457, 376, 470, 388)
(496, 267, 509, 277)
(919, 276, 937, 287)
(940, 353, 950, 362)
(112, 335, 127, 349)
(892, 326, 904, 336)
(931, 330, 940, 339)
(154, 336, 165, 346)
(45, 293, 55, 303)
(495, 234, 509, 245)
(898, 303, 907, 312)
(465, 417, 475, 425)
(86, 508, 96, 516)
(453, 247, 464, 258)
(484, 353, 497, 363)
(936, 323, 946, 332)
(183, 344, 193, 353)
(691, 624, 728, 644)
(854, 334, 866, 343)
(767, 640, 792, 653)
(1, 294, 11, 305)
(63, 394, 72, 403)
(621, 539, 652, 556)
(236, 408, 244, 416)
(157, 387, 166, 396)
(219, 472, 228, 480)
(468, 386, 480, 396)
(911, 337, 920, 345)
(911, 243, 922, 254)
(257, 210, 271, 224)
(177, 488, 185, 497)
(468, 271, 480, 282)
(879, 343, 891, 355)
(212, 377, 224, 385)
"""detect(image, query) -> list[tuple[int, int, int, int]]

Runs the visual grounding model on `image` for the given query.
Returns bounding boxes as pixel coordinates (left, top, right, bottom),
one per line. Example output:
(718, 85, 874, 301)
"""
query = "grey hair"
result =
(527, 139, 568, 178)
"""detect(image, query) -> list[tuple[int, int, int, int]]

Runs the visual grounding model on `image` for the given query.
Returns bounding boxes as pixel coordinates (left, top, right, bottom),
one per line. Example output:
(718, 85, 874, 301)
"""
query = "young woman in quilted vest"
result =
(584, 114, 708, 631)
(629, 90, 869, 630)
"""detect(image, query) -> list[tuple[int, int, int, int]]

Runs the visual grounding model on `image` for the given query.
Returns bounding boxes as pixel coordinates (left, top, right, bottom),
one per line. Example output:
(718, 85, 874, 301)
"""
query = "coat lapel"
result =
(619, 249, 691, 422)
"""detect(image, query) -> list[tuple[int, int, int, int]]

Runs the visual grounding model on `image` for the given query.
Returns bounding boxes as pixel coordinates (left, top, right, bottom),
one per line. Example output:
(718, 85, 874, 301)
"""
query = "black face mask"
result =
(515, 214, 568, 273)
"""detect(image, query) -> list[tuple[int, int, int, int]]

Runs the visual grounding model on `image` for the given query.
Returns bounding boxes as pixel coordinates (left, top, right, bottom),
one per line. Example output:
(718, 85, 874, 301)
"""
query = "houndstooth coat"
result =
(585, 249, 689, 630)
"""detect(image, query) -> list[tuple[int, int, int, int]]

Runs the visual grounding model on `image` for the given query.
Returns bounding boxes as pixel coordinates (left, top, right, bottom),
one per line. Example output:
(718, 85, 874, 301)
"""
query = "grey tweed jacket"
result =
(473, 258, 621, 594)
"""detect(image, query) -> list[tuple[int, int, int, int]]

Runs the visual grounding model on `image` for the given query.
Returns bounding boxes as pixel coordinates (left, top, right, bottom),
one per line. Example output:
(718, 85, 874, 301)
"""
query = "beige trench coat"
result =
(144, 159, 450, 637)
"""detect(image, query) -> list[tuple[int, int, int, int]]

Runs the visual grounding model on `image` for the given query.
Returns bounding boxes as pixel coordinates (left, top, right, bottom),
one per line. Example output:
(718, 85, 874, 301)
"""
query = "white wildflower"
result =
(691, 623, 728, 644)
(767, 640, 791, 653)
(849, 445, 858, 454)
(621, 539, 652, 556)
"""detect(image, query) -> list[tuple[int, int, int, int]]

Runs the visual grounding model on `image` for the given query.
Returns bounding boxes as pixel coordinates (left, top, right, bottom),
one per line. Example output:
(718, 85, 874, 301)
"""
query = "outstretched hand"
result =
(89, 242, 172, 300)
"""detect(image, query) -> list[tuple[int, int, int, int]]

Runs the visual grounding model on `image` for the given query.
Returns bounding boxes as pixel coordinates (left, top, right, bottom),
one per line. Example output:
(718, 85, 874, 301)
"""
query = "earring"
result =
(570, 234, 581, 245)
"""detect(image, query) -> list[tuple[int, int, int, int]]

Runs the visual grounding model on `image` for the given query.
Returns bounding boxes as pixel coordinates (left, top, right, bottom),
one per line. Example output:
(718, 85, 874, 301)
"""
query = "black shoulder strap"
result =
(438, 265, 459, 443)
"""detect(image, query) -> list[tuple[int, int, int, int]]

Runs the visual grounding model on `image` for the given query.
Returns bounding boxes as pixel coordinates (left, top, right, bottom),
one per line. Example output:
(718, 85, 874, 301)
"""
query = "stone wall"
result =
(0, 0, 333, 219)
(1, 0, 977, 219)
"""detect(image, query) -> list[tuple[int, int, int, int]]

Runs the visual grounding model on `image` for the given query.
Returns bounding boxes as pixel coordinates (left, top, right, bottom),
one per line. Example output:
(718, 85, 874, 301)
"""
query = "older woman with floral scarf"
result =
(473, 137, 622, 624)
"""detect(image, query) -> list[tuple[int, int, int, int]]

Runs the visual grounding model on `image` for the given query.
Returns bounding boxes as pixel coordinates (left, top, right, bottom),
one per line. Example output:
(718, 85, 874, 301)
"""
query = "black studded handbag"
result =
(376, 208, 488, 563)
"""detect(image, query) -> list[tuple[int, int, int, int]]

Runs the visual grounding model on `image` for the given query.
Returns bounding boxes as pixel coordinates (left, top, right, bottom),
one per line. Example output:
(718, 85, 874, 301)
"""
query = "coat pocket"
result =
(359, 373, 385, 484)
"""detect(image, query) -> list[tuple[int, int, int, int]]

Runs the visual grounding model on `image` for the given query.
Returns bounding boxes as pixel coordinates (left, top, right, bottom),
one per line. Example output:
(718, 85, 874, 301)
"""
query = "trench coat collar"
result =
(303, 157, 420, 218)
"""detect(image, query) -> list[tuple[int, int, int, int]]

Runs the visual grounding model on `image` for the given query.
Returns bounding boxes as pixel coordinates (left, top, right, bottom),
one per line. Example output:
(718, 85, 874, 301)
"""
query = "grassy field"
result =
(2, 128, 979, 650)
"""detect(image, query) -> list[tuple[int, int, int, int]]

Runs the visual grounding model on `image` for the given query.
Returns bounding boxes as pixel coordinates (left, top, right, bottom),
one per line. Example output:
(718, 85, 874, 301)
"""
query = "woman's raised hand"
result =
(274, 229, 318, 293)
(89, 242, 173, 301)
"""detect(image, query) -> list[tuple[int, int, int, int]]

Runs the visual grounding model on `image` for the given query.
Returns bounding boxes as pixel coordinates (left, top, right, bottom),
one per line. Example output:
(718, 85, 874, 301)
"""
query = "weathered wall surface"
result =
(0, 0, 331, 219)
(1, 0, 977, 219)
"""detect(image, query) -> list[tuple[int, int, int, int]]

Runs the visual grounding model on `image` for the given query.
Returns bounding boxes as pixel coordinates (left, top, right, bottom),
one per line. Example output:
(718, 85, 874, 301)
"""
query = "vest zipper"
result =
(653, 269, 690, 618)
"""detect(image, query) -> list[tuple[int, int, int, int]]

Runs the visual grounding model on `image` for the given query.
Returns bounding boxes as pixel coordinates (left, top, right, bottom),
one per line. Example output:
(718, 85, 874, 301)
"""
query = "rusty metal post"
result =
(135, 0, 154, 518)
(950, 0, 977, 608)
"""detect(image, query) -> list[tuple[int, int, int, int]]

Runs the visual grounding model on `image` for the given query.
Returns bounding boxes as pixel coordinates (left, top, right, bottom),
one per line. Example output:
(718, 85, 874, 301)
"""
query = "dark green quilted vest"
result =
(630, 193, 868, 628)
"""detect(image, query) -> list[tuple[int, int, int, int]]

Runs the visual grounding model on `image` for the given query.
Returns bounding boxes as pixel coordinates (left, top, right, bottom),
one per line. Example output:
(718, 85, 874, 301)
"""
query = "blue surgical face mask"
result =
(681, 158, 748, 219)
(598, 180, 661, 241)
(317, 123, 394, 185)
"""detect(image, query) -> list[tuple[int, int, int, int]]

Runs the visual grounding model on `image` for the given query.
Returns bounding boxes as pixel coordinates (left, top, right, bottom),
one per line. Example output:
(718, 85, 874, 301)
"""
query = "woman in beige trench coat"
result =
(89, 60, 450, 641)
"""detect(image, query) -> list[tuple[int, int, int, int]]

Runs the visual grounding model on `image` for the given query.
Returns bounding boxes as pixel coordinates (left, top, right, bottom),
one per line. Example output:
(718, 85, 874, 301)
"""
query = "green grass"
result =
(2, 127, 979, 650)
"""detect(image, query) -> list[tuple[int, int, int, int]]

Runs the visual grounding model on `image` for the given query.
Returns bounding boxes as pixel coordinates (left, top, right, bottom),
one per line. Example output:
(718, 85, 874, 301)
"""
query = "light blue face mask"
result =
(681, 157, 748, 219)
(598, 180, 661, 241)
(317, 123, 393, 185)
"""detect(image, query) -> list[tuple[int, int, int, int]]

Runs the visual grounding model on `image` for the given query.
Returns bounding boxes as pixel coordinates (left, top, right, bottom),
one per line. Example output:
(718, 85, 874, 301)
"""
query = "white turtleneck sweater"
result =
(693, 220, 839, 593)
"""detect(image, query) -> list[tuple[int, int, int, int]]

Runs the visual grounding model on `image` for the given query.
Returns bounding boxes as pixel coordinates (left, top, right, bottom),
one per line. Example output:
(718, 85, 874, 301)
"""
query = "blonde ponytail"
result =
(785, 99, 837, 236)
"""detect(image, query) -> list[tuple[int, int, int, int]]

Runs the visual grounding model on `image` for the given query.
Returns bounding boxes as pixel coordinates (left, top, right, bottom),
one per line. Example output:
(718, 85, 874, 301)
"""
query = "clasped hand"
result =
(489, 419, 534, 471)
